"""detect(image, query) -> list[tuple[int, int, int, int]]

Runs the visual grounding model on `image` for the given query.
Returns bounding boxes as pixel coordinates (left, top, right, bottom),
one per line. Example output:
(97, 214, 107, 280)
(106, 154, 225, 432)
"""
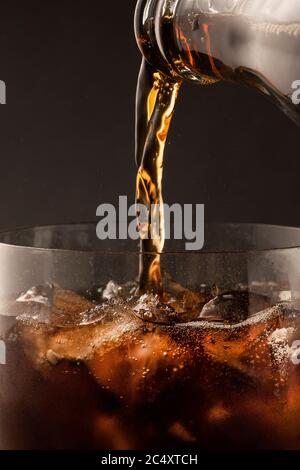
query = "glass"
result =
(1, 223, 300, 449)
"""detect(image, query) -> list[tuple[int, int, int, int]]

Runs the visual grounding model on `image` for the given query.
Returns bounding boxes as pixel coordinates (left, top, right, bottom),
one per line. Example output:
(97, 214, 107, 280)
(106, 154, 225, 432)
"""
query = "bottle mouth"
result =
(135, 0, 180, 78)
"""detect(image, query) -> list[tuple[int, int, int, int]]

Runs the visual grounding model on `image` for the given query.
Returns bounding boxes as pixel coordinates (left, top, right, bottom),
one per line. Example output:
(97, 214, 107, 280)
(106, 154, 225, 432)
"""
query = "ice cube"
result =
(161, 274, 209, 321)
(278, 291, 292, 302)
(133, 293, 177, 324)
(247, 281, 292, 304)
(200, 291, 270, 324)
(14, 284, 55, 323)
(15, 285, 96, 327)
(53, 287, 95, 318)
(188, 303, 296, 383)
(102, 281, 122, 301)
(88, 315, 188, 402)
(268, 327, 295, 376)
(15, 295, 142, 368)
(87, 281, 138, 302)
(17, 284, 53, 306)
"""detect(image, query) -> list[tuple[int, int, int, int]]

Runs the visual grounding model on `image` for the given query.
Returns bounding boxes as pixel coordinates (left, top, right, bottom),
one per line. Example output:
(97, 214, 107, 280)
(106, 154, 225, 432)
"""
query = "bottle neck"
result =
(135, 0, 300, 94)
(135, 0, 176, 78)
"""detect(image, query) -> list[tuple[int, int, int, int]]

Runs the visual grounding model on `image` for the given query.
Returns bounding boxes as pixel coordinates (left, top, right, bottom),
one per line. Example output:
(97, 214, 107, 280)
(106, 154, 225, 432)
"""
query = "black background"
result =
(0, 0, 299, 232)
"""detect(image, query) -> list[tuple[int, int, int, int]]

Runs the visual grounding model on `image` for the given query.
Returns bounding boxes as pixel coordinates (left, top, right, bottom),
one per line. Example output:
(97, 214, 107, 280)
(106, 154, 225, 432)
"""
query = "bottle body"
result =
(135, 0, 300, 123)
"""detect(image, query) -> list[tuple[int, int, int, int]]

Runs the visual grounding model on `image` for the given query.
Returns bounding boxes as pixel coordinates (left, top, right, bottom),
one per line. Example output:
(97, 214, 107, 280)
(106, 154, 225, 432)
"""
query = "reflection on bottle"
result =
(135, 0, 300, 125)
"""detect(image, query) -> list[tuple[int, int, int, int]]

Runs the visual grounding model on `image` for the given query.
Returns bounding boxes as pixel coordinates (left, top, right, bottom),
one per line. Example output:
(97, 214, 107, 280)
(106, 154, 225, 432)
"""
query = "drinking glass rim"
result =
(0, 222, 299, 255)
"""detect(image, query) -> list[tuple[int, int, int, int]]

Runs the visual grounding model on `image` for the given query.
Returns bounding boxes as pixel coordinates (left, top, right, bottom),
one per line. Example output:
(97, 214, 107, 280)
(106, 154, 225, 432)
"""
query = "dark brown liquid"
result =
(135, 60, 181, 292)
(2, 286, 300, 450)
